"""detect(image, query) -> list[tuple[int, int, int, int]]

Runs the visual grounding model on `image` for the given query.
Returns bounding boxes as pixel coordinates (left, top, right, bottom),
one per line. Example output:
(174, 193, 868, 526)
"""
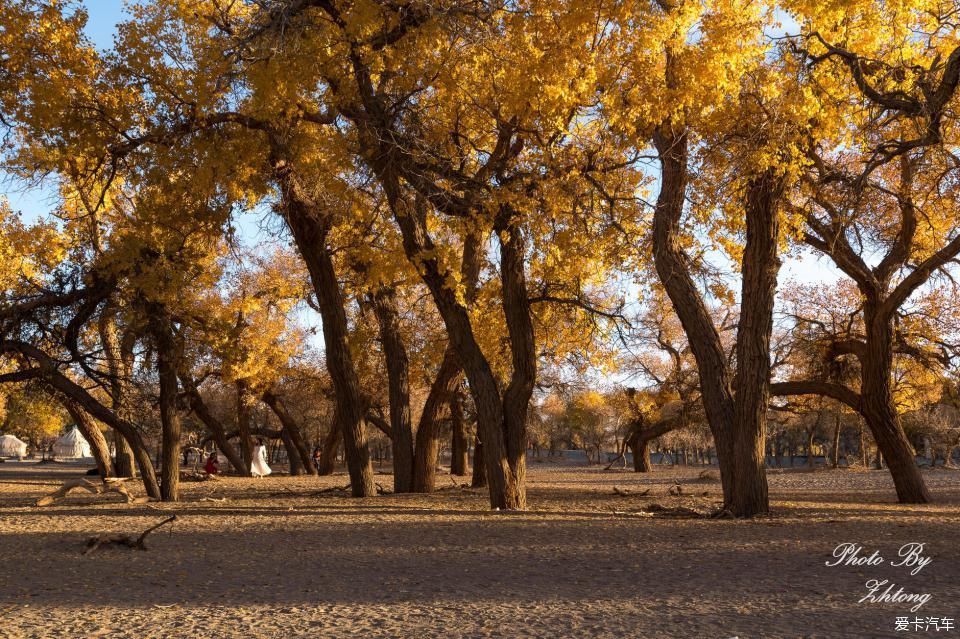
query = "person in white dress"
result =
(250, 438, 272, 477)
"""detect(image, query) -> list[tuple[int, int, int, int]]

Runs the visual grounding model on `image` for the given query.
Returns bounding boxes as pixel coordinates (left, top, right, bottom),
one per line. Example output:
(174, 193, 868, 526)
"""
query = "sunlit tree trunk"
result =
(150, 307, 181, 502)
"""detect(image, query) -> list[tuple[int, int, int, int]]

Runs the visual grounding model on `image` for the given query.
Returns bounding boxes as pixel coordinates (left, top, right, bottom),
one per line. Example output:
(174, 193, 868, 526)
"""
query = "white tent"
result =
(0, 434, 27, 458)
(53, 426, 92, 459)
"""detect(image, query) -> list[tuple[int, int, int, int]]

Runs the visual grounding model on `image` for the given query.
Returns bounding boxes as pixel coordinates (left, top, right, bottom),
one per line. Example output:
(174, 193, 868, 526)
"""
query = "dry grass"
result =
(0, 459, 958, 638)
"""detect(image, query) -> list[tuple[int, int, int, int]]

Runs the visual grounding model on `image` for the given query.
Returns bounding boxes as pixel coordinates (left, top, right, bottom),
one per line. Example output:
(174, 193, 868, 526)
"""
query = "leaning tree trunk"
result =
(412, 348, 461, 492)
(64, 401, 114, 478)
(652, 125, 737, 507)
(278, 185, 374, 496)
(150, 308, 181, 502)
(861, 312, 930, 502)
(181, 376, 248, 475)
(411, 230, 480, 491)
(262, 391, 316, 476)
(370, 287, 415, 492)
(450, 389, 469, 476)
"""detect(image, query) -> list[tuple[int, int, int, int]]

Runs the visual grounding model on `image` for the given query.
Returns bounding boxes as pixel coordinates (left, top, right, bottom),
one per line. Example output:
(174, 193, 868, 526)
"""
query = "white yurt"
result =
(53, 426, 92, 459)
(0, 434, 27, 458)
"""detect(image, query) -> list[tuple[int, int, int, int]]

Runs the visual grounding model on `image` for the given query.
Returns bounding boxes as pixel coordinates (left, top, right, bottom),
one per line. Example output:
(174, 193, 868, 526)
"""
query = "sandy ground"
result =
(0, 459, 958, 639)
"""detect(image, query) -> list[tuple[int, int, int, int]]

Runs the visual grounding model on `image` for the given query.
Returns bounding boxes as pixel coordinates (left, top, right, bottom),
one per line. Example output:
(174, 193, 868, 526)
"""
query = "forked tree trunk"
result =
(150, 308, 181, 502)
(652, 118, 784, 516)
(64, 401, 114, 478)
(450, 389, 469, 476)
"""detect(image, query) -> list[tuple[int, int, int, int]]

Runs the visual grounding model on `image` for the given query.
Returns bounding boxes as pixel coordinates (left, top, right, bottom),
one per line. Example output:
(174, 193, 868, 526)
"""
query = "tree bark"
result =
(149, 307, 181, 502)
(471, 435, 486, 488)
(63, 400, 114, 478)
(275, 158, 374, 497)
(727, 171, 783, 515)
(369, 286, 415, 492)
(832, 413, 842, 468)
(317, 417, 341, 475)
(450, 388, 468, 476)
(860, 306, 930, 502)
(412, 347, 461, 492)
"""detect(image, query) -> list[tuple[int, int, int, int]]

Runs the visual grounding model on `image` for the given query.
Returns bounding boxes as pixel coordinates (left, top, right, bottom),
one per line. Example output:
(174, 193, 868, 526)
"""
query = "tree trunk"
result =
(471, 435, 486, 488)
(807, 429, 816, 468)
(728, 170, 783, 515)
(652, 125, 737, 506)
(262, 390, 317, 476)
(861, 307, 930, 502)
(412, 348, 461, 492)
(235, 379, 255, 474)
(630, 435, 652, 472)
(273, 148, 374, 497)
(280, 428, 303, 475)
(832, 413, 842, 469)
(450, 389, 469, 476)
(150, 307, 181, 502)
(317, 418, 341, 475)
(64, 401, 114, 478)
(181, 376, 248, 475)
(369, 287, 415, 492)
(113, 434, 135, 477)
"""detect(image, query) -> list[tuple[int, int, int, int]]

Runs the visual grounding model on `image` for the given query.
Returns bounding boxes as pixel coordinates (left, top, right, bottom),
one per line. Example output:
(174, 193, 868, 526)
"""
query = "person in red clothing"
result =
(203, 451, 219, 475)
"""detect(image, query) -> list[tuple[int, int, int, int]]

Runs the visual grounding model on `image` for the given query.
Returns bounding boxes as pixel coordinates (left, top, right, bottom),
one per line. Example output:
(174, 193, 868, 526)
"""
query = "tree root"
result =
(82, 515, 177, 555)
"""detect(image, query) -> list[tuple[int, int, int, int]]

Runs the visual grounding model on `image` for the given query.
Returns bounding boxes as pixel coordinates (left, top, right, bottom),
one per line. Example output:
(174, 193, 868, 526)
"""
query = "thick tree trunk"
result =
(629, 435, 652, 472)
(652, 125, 737, 505)
(369, 287, 415, 492)
(64, 401, 114, 478)
(150, 308, 181, 502)
(113, 434, 135, 477)
(727, 172, 783, 515)
(412, 348, 461, 492)
(262, 390, 317, 476)
(861, 309, 930, 502)
(450, 389, 469, 476)
(279, 188, 374, 497)
(471, 435, 486, 488)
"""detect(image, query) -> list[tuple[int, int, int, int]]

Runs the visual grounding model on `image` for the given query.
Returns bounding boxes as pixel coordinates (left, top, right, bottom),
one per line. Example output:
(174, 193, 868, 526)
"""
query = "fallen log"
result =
(82, 515, 177, 555)
(36, 477, 148, 507)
